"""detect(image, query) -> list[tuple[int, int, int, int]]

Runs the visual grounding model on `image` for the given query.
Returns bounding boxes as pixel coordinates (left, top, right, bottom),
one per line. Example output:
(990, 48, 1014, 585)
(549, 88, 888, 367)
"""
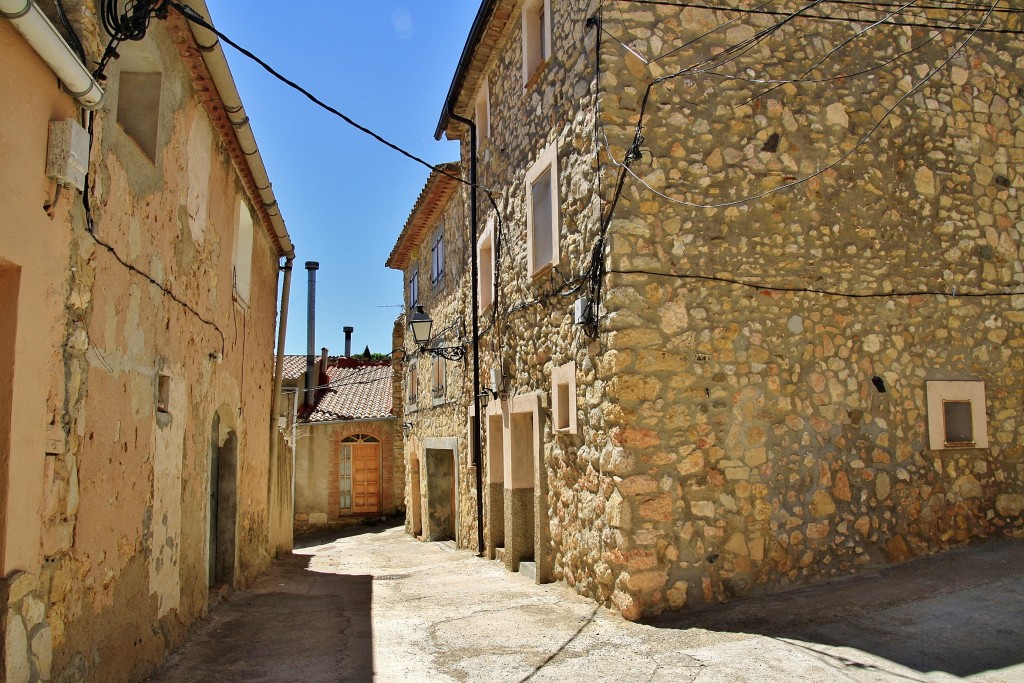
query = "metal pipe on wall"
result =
(448, 108, 484, 558)
(0, 0, 105, 108)
(268, 256, 293, 553)
(304, 261, 319, 408)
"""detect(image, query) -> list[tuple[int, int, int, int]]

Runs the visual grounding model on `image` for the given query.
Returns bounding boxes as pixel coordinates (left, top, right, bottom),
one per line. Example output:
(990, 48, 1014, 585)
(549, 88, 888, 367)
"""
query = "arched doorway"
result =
(341, 434, 381, 515)
(208, 413, 237, 587)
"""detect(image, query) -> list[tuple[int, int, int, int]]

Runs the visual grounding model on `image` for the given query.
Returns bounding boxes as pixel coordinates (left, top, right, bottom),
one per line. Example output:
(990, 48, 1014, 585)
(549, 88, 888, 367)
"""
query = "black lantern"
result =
(408, 306, 465, 361)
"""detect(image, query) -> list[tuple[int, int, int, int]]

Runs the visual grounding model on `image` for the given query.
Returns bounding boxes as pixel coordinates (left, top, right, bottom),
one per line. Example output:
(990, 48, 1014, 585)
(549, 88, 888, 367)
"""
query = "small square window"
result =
(525, 144, 560, 276)
(942, 400, 974, 447)
(117, 71, 162, 160)
(157, 374, 171, 414)
(551, 362, 577, 434)
(926, 380, 988, 450)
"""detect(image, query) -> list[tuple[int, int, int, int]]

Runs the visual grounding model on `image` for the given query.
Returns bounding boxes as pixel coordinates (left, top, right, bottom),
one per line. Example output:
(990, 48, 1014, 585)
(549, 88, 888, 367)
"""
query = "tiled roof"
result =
(304, 364, 394, 423)
(281, 355, 309, 381)
(385, 162, 462, 271)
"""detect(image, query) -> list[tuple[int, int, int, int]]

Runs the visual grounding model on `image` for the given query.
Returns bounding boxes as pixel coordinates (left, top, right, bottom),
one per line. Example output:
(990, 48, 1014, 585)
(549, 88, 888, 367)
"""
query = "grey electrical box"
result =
(46, 118, 90, 192)
(573, 296, 590, 325)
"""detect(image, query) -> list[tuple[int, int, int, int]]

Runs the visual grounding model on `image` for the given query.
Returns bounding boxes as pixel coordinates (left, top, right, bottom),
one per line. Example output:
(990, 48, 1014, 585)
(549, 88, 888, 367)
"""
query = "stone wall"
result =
(435, 0, 1024, 621)
(593, 1, 1024, 618)
(397, 176, 481, 548)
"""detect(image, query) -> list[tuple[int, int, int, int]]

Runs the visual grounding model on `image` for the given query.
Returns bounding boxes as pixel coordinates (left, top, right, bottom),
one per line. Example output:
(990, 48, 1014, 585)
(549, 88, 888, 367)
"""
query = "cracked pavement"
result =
(149, 523, 1024, 682)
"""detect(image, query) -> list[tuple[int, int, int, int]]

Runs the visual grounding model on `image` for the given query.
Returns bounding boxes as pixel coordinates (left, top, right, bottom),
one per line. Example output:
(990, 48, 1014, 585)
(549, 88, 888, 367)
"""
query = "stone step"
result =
(494, 547, 505, 562)
(518, 561, 537, 580)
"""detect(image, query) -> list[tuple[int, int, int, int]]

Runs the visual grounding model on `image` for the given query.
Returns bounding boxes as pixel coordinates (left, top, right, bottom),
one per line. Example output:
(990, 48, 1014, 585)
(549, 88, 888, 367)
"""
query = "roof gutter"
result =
(0, 0, 104, 109)
(434, 0, 500, 141)
(180, 0, 294, 259)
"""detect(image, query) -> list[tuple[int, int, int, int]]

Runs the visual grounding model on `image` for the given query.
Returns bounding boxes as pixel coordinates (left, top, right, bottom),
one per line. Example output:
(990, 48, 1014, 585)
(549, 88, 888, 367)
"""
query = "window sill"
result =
(432, 394, 447, 407)
(530, 261, 555, 280)
(524, 59, 550, 91)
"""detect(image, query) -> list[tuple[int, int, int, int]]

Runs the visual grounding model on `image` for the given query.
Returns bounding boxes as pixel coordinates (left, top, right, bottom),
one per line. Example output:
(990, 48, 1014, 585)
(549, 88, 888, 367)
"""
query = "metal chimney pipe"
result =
(304, 261, 319, 407)
(343, 326, 354, 358)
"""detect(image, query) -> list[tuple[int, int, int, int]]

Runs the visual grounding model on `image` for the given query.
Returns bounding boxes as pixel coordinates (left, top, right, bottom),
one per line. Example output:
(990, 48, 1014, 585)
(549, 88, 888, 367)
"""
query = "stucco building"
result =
(283, 352, 403, 535)
(397, 0, 1024, 620)
(1, 1, 295, 679)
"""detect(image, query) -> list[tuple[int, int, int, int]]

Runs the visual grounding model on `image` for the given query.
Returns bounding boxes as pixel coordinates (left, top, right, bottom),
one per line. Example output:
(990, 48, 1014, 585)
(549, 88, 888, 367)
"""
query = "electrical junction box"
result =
(573, 296, 590, 325)
(46, 118, 90, 192)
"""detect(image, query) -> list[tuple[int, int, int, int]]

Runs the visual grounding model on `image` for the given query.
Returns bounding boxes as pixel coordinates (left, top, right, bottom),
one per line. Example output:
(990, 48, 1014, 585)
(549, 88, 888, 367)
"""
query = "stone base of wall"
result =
(293, 509, 405, 538)
(1, 571, 52, 683)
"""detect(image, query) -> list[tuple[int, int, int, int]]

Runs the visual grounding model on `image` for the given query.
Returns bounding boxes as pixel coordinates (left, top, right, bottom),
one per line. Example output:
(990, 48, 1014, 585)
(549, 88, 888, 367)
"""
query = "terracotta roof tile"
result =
(304, 365, 394, 423)
(281, 355, 309, 381)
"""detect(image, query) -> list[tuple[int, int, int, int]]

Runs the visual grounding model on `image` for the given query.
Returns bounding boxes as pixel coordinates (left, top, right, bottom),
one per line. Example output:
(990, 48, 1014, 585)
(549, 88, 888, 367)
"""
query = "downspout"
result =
(268, 257, 293, 553)
(448, 108, 484, 558)
(0, 0, 104, 109)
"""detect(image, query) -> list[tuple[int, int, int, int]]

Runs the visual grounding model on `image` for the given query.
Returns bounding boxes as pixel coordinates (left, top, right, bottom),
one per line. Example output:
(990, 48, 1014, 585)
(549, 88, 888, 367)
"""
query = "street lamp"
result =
(409, 306, 466, 362)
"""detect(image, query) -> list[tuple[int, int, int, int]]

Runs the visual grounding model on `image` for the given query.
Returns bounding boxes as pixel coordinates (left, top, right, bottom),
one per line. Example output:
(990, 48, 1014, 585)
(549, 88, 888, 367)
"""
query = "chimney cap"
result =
(343, 326, 354, 333)
(305, 261, 320, 270)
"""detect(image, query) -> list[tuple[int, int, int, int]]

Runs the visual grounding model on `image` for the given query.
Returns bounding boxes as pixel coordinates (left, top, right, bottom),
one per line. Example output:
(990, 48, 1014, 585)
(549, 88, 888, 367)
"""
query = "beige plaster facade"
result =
(413, 0, 1024, 621)
(0, 2, 293, 680)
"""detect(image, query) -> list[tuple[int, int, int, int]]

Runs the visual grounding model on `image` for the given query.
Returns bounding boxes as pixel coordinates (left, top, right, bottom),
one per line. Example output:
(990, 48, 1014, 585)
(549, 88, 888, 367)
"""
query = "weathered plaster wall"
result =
(0, 18, 78, 680)
(0, 8, 285, 681)
(293, 418, 400, 535)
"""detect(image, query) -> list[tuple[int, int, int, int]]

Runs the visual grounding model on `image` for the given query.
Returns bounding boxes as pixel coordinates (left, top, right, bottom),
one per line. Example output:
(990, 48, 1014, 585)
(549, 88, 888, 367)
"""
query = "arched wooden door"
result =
(342, 434, 381, 515)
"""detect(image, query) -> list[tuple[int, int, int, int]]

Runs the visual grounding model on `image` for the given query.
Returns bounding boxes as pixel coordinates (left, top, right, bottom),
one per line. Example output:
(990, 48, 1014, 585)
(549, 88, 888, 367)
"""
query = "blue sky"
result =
(206, 2, 478, 357)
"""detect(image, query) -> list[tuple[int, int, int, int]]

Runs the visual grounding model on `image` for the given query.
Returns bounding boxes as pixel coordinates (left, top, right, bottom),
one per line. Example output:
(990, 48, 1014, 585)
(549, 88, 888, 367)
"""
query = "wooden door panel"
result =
(352, 444, 381, 513)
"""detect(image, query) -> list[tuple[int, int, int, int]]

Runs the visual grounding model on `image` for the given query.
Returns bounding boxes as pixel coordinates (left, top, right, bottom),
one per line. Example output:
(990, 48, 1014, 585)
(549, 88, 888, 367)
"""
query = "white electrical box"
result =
(573, 296, 590, 325)
(46, 119, 90, 192)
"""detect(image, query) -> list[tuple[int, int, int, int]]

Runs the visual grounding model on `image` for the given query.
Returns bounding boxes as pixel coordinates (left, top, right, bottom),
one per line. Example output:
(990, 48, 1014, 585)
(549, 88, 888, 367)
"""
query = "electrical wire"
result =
(607, 0, 998, 209)
(94, 0, 170, 80)
(608, 0, 1024, 34)
(54, 0, 86, 63)
(166, 1, 480, 192)
(607, 268, 1024, 297)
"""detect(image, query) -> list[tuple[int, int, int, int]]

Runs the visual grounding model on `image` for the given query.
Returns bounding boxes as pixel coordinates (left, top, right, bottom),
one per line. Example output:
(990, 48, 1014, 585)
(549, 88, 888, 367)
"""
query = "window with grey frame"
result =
(430, 227, 444, 286)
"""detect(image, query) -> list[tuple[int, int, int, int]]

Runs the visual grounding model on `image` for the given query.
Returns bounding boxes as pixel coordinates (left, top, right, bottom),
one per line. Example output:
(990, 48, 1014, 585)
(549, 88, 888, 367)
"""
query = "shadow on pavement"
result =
(645, 539, 1024, 679)
(149, 554, 374, 683)
(294, 518, 405, 550)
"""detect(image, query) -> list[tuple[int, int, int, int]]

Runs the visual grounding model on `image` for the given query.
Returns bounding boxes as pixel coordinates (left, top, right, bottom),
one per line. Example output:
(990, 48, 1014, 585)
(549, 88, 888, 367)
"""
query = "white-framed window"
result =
(525, 143, 560, 276)
(477, 217, 495, 312)
(409, 269, 419, 308)
(406, 360, 418, 406)
(926, 380, 988, 449)
(430, 226, 445, 286)
(233, 200, 254, 305)
(551, 361, 577, 434)
(522, 0, 552, 85)
(431, 355, 446, 401)
(475, 79, 491, 148)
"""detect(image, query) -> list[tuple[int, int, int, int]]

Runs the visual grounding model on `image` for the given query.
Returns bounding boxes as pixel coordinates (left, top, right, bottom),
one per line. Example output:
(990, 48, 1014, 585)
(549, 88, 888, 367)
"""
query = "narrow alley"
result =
(149, 524, 1024, 683)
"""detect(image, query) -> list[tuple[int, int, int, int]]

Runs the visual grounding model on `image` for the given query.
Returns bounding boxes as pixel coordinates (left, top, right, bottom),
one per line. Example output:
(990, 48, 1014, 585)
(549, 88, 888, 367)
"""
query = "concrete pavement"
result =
(149, 523, 1024, 682)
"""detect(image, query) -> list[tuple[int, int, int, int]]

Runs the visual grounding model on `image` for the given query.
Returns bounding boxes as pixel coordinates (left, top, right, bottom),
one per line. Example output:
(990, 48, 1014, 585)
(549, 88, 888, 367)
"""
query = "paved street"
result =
(149, 523, 1024, 683)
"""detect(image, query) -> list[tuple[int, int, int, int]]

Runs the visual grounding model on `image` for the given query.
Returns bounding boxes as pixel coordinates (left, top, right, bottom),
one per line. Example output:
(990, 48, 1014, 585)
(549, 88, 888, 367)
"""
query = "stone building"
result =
(282, 352, 404, 535)
(406, 0, 1024, 620)
(386, 162, 483, 545)
(0, 1, 295, 679)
